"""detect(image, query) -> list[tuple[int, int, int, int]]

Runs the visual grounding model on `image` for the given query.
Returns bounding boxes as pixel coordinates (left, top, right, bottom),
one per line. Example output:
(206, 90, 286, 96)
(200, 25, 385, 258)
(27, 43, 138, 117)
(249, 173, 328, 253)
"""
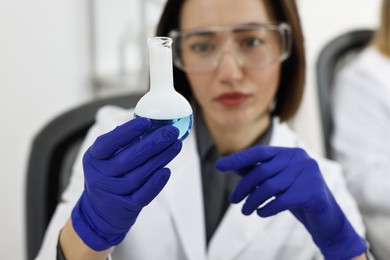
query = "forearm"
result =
(59, 218, 112, 260)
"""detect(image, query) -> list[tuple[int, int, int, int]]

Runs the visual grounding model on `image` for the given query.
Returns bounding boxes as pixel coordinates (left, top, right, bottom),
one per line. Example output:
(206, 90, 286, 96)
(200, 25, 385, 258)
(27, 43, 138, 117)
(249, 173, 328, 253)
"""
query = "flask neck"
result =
(148, 37, 174, 92)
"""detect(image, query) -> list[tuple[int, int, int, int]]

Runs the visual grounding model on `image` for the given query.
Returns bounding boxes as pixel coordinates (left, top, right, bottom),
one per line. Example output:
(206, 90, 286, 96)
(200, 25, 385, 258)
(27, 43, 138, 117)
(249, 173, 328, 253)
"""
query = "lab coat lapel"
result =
(208, 119, 294, 259)
(207, 202, 273, 260)
(165, 131, 207, 260)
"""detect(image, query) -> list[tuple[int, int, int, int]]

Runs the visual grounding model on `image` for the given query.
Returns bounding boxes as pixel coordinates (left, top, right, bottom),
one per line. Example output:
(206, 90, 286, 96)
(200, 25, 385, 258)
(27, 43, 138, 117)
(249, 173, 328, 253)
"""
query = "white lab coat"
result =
(37, 105, 366, 260)
(332, 46, 390, 259)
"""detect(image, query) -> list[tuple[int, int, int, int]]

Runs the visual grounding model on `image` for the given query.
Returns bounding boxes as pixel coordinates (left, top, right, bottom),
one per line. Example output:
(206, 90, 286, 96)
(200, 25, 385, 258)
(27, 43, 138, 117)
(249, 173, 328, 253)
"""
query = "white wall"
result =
(0, 0, 91, 259)
(0, 0, 382, 259)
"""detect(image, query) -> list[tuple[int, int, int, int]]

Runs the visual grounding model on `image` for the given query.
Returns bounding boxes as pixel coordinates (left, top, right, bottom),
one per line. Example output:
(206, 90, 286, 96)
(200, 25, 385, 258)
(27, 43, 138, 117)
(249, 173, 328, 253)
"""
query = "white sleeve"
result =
(332, 49, 390, 214)
(35, 106, 133, 259)
(318, 158, 367, 238)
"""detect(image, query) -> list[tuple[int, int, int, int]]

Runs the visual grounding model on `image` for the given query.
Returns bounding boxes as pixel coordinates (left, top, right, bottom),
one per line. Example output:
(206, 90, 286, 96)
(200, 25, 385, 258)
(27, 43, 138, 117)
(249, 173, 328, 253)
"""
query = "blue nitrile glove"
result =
(216, 146, 367, 260)
(71, 117, 182, 251)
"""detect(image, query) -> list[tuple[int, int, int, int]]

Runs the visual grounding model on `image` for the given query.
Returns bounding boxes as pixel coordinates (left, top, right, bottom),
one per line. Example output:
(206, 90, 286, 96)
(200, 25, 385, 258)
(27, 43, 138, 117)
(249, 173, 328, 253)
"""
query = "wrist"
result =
(352, 253, 368, 260)
(71, 195, 127, 251)
(313, 216, 367, 260)
(60, 218, 112, 260)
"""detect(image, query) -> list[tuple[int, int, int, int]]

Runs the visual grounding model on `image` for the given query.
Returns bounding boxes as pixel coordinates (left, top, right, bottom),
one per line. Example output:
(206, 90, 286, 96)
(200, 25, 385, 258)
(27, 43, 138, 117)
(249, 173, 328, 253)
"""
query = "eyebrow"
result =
(184, 30, 216, 39)
(183, 22, 271, 39)
(233, 22, 265, 32)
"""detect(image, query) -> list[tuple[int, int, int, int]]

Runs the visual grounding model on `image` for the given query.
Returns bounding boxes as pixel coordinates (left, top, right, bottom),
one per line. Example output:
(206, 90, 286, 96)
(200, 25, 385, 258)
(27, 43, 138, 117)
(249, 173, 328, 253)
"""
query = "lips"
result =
(215, 92, 251, 106)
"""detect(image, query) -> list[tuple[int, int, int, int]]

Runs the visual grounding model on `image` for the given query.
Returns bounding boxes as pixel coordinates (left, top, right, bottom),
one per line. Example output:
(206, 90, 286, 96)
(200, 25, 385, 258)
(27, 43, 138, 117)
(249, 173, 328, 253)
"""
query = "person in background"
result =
(37, 0, 370, 259)
(332, 0, 390, 259)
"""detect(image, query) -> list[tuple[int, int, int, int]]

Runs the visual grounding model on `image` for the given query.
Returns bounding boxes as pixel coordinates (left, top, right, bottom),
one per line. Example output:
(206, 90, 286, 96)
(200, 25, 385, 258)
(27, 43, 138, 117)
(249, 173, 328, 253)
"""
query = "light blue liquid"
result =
(134, 114, 193, 141)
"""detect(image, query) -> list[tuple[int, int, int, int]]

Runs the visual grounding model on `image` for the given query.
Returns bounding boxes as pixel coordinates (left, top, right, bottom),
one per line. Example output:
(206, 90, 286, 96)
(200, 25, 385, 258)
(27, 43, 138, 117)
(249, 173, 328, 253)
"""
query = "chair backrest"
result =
(25, 93, 144, 260)
(316, 29, 374, 159)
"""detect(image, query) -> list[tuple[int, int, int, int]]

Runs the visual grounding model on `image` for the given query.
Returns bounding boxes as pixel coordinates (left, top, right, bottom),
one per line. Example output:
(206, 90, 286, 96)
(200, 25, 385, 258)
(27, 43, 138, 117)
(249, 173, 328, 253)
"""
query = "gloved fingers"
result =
(215, 145, 283, 172)
(83, 167, 171, 228)
(89, 117, 151, 159)
(255, 192, 297, 217)
(90, 141, 182, 195)
(229, 159, 287, 203)
(87, 125, 180, 177)
(255, 164, 328, 218)
(240, 170, 295, 214)
(77, 191, 139, 235)
(121, 140, 182, 193)
(126, 167, 171, 207)
(235, 165, 256, 177)
(255, 161, 325, 217)
(255, 180, 324, 218)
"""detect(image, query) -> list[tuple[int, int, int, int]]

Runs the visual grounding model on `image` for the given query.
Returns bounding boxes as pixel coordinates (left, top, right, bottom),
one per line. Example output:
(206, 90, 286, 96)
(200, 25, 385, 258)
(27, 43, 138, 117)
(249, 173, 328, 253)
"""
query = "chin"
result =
(217, 115, 256, 128)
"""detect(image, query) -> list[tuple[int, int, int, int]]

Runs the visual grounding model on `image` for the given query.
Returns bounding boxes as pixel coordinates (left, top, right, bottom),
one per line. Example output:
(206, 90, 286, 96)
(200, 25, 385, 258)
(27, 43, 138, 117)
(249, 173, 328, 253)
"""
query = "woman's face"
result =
(180, 0, 281, 130)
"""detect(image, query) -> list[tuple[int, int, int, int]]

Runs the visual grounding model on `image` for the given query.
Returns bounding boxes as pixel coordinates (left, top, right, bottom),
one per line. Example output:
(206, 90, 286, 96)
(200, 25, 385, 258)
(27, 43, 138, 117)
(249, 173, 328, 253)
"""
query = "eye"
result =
(190, 43, 214, 53)
(241, 37, 264, 48)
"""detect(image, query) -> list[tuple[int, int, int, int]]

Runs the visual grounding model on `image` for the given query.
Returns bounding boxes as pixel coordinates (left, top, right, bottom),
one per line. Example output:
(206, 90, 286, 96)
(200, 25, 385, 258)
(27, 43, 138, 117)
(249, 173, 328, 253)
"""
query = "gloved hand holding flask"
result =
(71, 36, 192, 251)
(71, 118, 182, 251)
(216, 145, 367, 259)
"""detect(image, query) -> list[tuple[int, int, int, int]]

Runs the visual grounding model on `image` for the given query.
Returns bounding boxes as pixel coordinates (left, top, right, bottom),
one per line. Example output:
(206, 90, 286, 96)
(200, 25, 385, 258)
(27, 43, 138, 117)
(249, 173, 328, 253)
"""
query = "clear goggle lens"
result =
(169, 23, 292, 72)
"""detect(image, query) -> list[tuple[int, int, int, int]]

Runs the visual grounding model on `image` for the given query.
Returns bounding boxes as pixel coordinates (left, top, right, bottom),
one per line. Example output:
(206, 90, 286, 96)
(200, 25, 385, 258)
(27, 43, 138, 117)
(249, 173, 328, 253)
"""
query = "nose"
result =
(216, 51, 243, 84)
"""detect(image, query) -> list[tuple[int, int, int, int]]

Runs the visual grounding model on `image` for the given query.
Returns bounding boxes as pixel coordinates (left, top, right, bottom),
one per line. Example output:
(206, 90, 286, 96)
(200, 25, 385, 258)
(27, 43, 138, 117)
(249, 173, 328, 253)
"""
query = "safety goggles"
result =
(168, 23, 292, 73)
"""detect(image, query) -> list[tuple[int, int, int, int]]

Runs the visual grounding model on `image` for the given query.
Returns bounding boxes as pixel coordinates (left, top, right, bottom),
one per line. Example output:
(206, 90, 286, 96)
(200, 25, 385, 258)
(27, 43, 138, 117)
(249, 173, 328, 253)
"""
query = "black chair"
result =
(25, 93, 144, 260)
(316, 29, 374, 159)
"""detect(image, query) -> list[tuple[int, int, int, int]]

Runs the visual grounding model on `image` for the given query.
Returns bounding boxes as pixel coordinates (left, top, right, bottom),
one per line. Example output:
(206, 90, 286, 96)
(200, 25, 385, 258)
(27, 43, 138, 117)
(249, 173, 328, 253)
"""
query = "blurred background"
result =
(0, 0, 381, 259)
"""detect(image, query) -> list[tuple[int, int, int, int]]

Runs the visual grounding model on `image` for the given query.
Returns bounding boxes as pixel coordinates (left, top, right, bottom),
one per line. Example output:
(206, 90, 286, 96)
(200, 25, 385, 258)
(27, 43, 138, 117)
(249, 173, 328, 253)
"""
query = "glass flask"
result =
(134, 37, 193, 140)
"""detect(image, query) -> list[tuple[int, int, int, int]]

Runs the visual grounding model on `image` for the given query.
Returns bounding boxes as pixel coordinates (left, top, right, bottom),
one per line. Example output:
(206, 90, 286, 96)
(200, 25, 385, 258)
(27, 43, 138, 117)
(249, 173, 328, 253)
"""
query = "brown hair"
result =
(373, 0, 390, 56)
(156, 0, 306, 122)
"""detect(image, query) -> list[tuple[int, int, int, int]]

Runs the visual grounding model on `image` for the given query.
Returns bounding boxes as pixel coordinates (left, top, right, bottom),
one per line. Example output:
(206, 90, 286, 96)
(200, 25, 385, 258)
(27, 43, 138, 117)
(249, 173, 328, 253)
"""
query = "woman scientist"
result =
(37, 0, 370, 259)
(332, 0, 390, 258)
